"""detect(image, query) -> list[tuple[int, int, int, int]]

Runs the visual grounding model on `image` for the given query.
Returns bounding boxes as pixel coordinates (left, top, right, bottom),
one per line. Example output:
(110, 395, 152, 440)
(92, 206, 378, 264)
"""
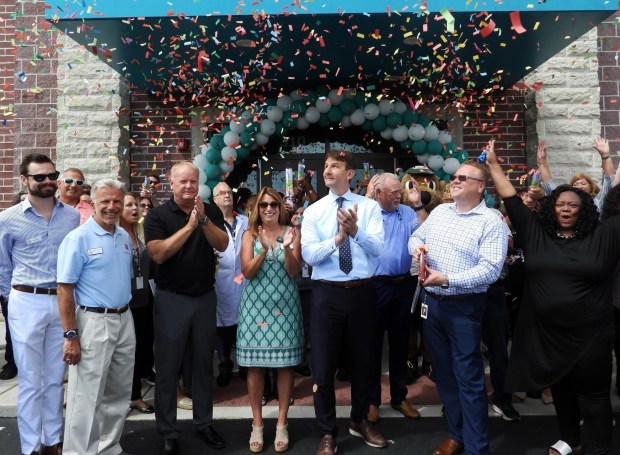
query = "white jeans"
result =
(63, 306, 136, 455)
(8, 289, 65, 454)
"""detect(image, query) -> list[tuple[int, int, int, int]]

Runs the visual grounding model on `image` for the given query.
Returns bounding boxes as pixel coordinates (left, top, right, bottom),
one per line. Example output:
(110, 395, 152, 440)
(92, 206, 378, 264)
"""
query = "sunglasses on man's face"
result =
(449, 174, 484, 183)
(27, 172, 60, 182)
(59, 177, 84, 186)
(258, 201, 279, 209)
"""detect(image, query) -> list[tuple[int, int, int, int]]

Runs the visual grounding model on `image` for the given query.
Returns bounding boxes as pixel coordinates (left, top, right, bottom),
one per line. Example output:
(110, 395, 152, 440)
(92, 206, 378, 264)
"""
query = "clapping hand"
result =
(282, 226, 297, 248)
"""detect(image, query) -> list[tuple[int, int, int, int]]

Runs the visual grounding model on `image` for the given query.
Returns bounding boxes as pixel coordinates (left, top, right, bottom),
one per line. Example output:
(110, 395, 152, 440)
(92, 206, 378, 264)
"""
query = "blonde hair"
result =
(569, 173, 600, 196)
(247, 187, 287, 239)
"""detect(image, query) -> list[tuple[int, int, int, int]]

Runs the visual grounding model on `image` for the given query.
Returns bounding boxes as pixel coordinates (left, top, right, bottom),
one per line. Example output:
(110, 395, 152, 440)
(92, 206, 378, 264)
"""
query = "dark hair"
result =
(12, 191, 27, 206)
(600, 185, 620, 222)
(325, 149, 355, 170)
(235, 187, 253, 211)
(147, 173, 160, 183)
(19, 154, 54, 176)
(538, 185, 599, 239)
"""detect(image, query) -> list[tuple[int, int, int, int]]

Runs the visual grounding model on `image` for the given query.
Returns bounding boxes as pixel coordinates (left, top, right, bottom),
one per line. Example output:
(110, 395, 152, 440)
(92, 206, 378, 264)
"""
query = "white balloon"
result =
(408, 124, 425, 141)
(192, 154, 208, 170)
(198, 184, 211, 200)
(223, 131, 240, 147)
(260, 119, 276, 136)
(290, 89, 303, 101)
(380, 127, 393, 140)
(424, 125, 439, 141)
(221, 146, 238, 162)
(316, 98, 331, 114)
(340, 115, 352, 128)
(220, 160, 235, 173)
(392, 125, 409, 143)
(229, 120, 244, 133)
(266, 106, 283, 123)
(438, 130, 452, 144)
(417, 153, 430, 164)
(201, 145, 210, 155)
(296, 117, 309, 130)
(393, 101, 407, 114)
(378, 99, 394, 116)
(240, 110, 253, 123)
(443, 157, 460, 175)
(350, 109, 365, 126)
(304, 106, 321, 124)
(328, 88, 344, 106)
(363, 103, 380, 120)
(255, 133, 269, 146)
(198, 169, 207, 185)
(427, 155, 444, 171)
(276, 95, 292, 111)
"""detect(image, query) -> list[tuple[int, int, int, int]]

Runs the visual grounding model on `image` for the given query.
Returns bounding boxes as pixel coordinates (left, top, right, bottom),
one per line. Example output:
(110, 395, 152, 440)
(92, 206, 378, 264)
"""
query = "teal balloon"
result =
(290, 100, 305, 114)
(305, 91, 318, 105)
(386, 112, 402, 128)
(340, 99, 356, 115)
(412, 140, 427, 155)
(220, 126, 230, 136)
(362, 119, 373, 131)
(417, 114, 430, 127)
(211, 134, 224, 150)
(372, 116, 387, 131)
(281, 112, 295, 128)
(434, 169, 446, 180)
(400, 139, 413, 150)
(240, 131, 253, 147)
(206, 148, 222, 164)
(354, 92, 366, 107)
(445, 142, 457, 153)
(456, 150, 469, 162)
(206, 163, 222, 180)
(245, 122, 259, 134)
(316, 86, 329, 97)
(427, 139, 443, 155)
(402, 110, 418, 126)
(318, 114, 330, 127)
(485, 194, 496, 208)
(442, 143, 457, 158)
(274, 123, 287, 136)
(265, 98, 277, 106)
(327, 106, 343, 123)
(442, 174, 452, 184)
(207, 180, 219, 190)
(236, 147, 250, 160)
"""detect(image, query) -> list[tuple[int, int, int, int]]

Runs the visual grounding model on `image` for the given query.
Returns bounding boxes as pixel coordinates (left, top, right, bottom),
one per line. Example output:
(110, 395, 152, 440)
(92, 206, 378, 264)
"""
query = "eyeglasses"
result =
(140, 203, 153, 209)
(450, 174, 484, 183)
(59, 177, 84, 186)
(148, 180, 159, 185)
(26, 172, 60, 182)
(258, 201, 279, 209)
(215, 190, 233, 197)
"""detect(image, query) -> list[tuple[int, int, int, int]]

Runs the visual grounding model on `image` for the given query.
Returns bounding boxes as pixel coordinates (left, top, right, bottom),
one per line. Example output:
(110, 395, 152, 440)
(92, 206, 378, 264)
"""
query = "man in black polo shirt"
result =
(144, 162, 228, 455)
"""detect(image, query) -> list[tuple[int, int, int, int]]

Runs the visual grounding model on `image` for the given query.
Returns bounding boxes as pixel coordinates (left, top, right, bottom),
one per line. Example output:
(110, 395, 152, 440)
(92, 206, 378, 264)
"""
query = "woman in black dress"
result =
(485, 140, 620, 455)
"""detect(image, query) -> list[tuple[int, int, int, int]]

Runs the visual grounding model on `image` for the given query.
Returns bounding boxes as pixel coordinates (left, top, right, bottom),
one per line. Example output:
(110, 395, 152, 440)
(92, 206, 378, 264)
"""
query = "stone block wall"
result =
(0, 0, 16, 206)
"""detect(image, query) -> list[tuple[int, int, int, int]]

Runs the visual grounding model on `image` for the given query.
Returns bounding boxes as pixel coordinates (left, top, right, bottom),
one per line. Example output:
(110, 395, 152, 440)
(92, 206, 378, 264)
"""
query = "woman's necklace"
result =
(556, 230, 577, 239)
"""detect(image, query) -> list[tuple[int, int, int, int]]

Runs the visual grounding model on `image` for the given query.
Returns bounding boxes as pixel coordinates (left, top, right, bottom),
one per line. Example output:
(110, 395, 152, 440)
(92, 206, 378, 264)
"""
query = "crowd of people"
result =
(0, 138, 619, 455)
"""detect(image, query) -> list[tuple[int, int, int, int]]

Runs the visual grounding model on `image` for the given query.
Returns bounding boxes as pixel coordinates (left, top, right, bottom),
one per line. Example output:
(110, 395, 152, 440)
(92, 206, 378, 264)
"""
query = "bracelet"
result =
(602, 155, 611, 160)
(413, 205, 426, 212)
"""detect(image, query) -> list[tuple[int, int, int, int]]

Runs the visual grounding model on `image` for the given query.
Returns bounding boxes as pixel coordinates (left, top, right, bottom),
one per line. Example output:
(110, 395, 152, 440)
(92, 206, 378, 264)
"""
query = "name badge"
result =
(26, 235, 42, 245)
(420, 302, 429, 320)
(136, 276, 144, 289)
(87, 247, 103, 256)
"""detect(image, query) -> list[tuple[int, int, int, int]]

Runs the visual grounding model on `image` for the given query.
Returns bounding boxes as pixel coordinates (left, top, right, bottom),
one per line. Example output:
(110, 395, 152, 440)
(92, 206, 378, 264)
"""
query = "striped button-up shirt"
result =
(408, 200, 507, 295)
(0, 197, 80, 297)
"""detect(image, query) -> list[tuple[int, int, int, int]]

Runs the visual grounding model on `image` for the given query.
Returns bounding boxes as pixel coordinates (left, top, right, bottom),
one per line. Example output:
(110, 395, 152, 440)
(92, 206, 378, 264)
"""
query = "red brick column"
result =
(0, 0, 16, 208)
(598, 4, 620, 161)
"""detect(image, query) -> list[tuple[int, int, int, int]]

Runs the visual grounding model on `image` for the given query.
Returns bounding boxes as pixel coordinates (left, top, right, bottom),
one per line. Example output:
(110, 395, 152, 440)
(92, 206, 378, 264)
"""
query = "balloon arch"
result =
(193, 87, 470, 199)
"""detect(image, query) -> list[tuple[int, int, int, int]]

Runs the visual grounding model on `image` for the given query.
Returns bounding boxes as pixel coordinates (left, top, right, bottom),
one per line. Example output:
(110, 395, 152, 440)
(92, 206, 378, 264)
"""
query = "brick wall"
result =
(0, 0, 16, 208)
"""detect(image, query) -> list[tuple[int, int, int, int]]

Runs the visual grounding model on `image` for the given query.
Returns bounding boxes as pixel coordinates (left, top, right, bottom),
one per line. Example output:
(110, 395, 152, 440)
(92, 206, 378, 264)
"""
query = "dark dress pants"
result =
(311, 281, 378, 437)
(370, 278, 415, 406)
(423, 291, 489, 455)
(131, 300, 155, 401)
(1, 297, 16, 369)
(216, 325, 237, 368)
(154, 289, 217, 439)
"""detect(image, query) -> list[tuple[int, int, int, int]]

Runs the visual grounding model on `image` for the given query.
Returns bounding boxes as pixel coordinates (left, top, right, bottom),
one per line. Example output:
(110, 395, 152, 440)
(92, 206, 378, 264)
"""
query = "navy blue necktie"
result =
(336, 197, 353, 274)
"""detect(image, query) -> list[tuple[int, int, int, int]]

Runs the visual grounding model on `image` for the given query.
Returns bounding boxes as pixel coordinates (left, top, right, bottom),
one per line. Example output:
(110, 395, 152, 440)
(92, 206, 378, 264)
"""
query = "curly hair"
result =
(537, 185, 599, 239)
(600, 185, 620, 222)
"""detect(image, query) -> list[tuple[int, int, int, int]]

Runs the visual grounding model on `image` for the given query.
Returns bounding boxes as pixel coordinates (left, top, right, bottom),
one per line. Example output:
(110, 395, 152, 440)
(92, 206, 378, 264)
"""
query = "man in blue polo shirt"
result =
(57, 178, 135, 455)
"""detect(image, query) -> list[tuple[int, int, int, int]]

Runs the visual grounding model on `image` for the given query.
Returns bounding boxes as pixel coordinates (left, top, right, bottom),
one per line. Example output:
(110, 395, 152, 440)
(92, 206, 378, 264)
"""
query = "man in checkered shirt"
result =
(408, 160, 508, 455)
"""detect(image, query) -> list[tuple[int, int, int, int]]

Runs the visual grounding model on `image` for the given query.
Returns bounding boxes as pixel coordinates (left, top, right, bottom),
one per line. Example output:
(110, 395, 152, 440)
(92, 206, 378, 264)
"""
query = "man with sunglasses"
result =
(58, 168, 93, 225)
(0, 154, 80, 455)
(408, 161, 508, 455)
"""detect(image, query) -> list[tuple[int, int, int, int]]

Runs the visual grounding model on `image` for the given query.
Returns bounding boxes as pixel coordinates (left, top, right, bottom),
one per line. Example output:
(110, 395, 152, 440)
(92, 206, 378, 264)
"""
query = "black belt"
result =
(317, 278, 373, 289)
(79, 304, 129, 314)
(13, 285, 57, 295)
(374, 274, 412, 285)
(425, 291, 485, 301)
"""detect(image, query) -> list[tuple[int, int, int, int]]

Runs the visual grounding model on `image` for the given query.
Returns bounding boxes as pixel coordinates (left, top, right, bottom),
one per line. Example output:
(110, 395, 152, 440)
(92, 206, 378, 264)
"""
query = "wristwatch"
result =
(413, 205, 426, 212)
(440, 274, 449, 289)
(63, 329, 79, 340)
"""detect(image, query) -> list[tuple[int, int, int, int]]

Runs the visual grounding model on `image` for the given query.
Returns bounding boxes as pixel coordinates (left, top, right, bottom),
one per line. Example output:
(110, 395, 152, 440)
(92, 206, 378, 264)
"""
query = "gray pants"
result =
(154, 289, 217, 439)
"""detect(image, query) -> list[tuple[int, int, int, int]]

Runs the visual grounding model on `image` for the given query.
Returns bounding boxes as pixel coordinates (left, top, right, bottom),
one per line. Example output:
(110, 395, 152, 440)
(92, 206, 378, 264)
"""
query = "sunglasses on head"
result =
(59, 177, 84, 186)
(449, 174, 484, 183)
(258, 201, 279, 209)
(27, 172, 60, 182)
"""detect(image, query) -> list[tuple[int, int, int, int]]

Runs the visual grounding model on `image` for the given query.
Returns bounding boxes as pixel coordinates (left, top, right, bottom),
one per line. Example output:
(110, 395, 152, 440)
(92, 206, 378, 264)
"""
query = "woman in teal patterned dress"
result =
(237, 187, 303, 453)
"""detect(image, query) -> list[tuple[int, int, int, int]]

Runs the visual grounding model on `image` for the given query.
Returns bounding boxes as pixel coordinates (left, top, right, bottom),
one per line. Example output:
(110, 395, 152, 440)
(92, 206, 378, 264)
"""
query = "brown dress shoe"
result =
(316, 434, 337, 455)
(433, 438, 464, 455)
(349, 419, 387, 448)
(40, 442, 62, 455)
(391, 400, 421, 419)
(367, 404, 379, 423)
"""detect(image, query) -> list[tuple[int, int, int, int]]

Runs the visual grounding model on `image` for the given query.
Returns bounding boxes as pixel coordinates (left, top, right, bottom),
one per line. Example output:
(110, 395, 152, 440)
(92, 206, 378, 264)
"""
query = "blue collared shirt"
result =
(408, 200, 508, 295)
(301, 190, 384, 281)
(0, 197, 80, 297)
(57, 217, 132, 309)
(374, 204, 419, 276)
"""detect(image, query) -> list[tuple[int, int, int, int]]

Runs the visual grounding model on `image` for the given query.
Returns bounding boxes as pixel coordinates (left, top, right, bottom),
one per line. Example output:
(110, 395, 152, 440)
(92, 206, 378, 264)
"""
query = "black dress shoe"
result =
(0, 363, 17, 380)
(217, 367, 232, 387)
(196, 425, 226, 449)
(161, 438, 179, 455)
(294, 364, 312, 377)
